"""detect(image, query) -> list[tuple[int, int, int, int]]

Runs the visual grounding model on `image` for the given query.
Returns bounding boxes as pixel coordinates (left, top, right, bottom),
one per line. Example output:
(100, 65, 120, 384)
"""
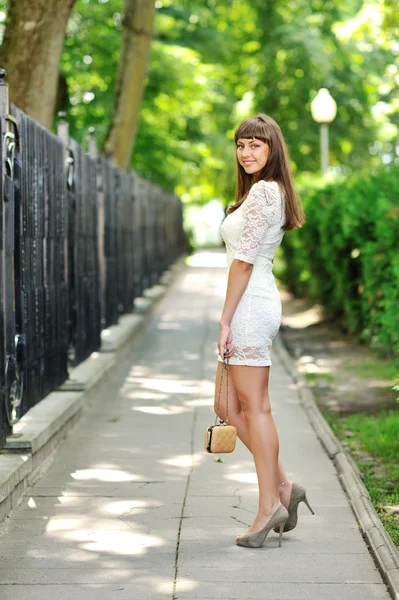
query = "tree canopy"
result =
(0, 0, 397, 205)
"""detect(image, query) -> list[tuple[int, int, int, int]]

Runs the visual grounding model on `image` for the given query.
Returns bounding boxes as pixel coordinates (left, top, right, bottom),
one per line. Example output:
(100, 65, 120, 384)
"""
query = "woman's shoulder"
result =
(251, 179, 280, 190)
(249, 179, 282, 203)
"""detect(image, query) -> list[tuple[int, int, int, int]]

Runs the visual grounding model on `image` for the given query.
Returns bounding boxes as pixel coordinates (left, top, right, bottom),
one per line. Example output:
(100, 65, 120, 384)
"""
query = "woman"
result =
(215, 114, 314, 548)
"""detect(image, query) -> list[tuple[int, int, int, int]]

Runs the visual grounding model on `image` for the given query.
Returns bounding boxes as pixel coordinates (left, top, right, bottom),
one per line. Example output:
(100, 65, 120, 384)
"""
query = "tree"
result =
(60, 0, 261, 200)
(102, 0, 156, 168)
(58, 0, 398, 203)
(251, 0, 396, 174)
(0, 0, 76, 129)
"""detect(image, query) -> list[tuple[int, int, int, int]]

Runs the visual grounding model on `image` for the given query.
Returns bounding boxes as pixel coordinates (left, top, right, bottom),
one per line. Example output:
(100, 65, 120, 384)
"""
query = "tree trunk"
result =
(102, 0, 155, 169)
(0, 0, 76, 129)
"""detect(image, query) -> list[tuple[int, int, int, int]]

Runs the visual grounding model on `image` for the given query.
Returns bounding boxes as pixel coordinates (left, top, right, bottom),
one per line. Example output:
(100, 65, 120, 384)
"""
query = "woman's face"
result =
(236, 137, 269, 178)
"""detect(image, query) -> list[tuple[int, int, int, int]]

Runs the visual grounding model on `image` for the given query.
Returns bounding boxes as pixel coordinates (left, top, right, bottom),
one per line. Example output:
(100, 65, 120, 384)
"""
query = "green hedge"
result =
(282, 165, 399, 359)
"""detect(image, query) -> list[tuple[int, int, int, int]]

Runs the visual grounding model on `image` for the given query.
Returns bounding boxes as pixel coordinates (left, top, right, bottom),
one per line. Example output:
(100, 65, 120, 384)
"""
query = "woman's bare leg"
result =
(229, 364, 280, 533)
(214, 361, 293, 508)
(214, 360, 246, 433)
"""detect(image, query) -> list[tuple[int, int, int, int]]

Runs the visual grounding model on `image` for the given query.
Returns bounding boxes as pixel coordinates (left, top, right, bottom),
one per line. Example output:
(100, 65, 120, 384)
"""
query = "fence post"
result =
(0, 68, 9, 444)
(57, 111, 76, 368)
(57, 111, 69, 145)
(0, 69, 23, 440)
(88, 127, 106, 329)
(57, 110, 70, 308)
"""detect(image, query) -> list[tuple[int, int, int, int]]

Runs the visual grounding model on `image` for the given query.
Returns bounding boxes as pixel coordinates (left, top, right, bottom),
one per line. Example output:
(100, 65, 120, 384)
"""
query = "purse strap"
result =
(215, 354, 229, 425)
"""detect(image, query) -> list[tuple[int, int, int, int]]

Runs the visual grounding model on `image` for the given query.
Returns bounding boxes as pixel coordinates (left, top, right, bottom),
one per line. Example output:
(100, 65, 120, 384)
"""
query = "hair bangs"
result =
(234, 118, 270, 144)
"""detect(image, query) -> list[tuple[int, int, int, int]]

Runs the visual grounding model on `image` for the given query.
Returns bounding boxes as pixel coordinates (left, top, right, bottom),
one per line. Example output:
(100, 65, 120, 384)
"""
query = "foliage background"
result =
(282, 165, 399, 360)
(0, 0, 396, 207)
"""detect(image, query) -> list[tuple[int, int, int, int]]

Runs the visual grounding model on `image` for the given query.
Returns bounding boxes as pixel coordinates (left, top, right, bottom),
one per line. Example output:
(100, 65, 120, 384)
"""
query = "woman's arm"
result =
(219, 259, 253, 327)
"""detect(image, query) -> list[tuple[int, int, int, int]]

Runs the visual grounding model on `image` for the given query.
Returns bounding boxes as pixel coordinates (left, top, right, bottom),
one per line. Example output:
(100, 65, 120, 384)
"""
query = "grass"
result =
(304, 372, 336, 385)
(343, 359, 398, 381)
(323, 408, 399, 546)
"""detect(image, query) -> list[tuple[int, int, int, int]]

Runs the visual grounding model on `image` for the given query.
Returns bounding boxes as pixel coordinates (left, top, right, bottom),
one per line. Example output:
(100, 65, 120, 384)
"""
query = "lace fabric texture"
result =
(218, 180, 285, 366)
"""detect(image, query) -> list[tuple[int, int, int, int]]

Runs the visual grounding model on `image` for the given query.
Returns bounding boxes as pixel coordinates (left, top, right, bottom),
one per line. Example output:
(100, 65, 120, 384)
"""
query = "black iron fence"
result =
(0, 73, 185, 449)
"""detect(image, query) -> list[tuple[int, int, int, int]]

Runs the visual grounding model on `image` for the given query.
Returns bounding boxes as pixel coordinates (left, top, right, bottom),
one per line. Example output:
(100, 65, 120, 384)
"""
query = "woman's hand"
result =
(218, 324, 234, 360)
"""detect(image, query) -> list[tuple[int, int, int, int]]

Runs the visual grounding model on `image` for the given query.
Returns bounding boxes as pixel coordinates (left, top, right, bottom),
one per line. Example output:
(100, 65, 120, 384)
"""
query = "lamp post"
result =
(311, 88, 337, 175)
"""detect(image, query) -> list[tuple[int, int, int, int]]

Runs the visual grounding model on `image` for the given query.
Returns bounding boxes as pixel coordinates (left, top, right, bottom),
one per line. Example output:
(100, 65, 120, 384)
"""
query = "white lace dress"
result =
(218, 179, 286, 367)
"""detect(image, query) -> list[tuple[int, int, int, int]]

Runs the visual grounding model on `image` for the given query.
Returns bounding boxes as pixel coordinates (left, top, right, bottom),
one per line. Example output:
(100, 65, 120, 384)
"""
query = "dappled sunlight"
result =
(46, 518, 85, 532)
(317, 358, 341, 367)
(282, 304, 323, 328)
(156, 311, 184, 331)
(27, 547, 100, 562)
(185, 273, 206, 284)
(280, 288, 324, 326)
(225, 471, 257, 484)
(327, 340, 348, 349)
(70, 468, 143, 482)
(228, 461, 255, 470)
(181, 351, 201, 361)
(159, 453, 205, 469)
(65, 529, 165, 555)
(124, 389, 169, 401)
(127, 365, 152, 377)
(158, 577, 198, 593)
(156, 321, 183, 330)
(132, 404, 190, 415)
(201, 377, 218, 392)
(122, 376, 202, 396)
(88, 462, 139, 470)
(102, 499, 163, 516)
(120, 367, 204, 416)
(45, 515, 143, 533)
(155, 580, 176, 594)
(184, 397, 213, 407)
(214, 278, 228, 300)
(186, 252, 227, 268)
(297, 355, 316, 366)
(24, 498, 166, 536)
(52, 496, 79, 506)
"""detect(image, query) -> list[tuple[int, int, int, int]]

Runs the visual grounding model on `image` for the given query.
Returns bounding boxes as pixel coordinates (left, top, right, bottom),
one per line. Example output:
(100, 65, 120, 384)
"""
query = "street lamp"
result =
(311, 88, 337, 175)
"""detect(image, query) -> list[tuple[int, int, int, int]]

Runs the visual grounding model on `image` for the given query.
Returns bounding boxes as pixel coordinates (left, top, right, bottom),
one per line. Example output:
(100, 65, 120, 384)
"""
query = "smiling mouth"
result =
(243, 161, 255, 165)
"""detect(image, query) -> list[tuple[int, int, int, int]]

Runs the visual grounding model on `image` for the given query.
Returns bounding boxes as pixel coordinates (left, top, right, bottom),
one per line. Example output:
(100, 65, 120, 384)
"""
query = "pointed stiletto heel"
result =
(303, 494, 315, 515)
(236, 504, 288, 548)
(274, 482, 315, 533)
(278, 521, 284, 547)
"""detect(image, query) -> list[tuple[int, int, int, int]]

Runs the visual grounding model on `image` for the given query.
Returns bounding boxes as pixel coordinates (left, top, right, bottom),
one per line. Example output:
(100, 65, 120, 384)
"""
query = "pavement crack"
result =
(172, 407, 197, 600)
(232, 494, 243, 509)
(231, 515, 250, 527)
(117, 516, 148, 531)
(173, 278, 211, 599)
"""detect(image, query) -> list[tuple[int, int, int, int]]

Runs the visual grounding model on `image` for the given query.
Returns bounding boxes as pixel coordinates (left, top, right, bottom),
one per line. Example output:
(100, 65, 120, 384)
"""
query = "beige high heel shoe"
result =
(274, 482, 315, 533)
(236, 504, 289, 548)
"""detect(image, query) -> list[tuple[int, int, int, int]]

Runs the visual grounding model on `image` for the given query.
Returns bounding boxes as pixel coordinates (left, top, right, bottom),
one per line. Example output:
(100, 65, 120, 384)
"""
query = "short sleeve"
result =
(233, 180, 280, 265)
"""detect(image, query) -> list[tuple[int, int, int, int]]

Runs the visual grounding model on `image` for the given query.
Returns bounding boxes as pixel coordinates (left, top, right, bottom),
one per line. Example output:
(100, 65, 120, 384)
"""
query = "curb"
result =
(0, 256, 187, 523)
(274, 333, 399, 600)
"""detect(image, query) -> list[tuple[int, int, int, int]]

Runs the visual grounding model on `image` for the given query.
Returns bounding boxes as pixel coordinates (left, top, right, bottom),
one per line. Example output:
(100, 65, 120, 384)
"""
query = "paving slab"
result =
(100, 313, 145, 352)
(0, 583, 175, 600)
(0, 251, 391, 599)
(174, 582, 389, 600)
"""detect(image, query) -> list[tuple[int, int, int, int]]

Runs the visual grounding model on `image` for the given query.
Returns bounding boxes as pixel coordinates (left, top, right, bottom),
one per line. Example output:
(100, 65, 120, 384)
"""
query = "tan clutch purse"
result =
(204, 355, 237, 454)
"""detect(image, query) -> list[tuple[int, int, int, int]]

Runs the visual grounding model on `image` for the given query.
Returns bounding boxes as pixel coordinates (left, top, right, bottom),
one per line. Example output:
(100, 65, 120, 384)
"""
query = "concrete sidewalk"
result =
(0, 251, 390, 599)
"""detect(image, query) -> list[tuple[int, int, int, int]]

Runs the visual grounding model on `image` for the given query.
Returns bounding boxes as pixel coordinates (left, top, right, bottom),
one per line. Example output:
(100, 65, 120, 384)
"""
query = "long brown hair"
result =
(227, 114, 305, 231)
